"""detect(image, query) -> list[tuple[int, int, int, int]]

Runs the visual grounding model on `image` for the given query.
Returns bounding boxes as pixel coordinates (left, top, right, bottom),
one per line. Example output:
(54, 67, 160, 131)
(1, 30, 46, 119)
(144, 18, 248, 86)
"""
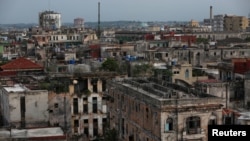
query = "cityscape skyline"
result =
(0, 0, 250, 24)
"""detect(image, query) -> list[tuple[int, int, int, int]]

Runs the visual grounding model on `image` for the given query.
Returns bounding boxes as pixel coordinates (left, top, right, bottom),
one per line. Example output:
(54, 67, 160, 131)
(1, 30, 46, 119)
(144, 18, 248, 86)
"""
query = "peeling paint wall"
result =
(48, 92, 71, 134)
(1, 90, 49, 128)
(70, 77, 108, 139)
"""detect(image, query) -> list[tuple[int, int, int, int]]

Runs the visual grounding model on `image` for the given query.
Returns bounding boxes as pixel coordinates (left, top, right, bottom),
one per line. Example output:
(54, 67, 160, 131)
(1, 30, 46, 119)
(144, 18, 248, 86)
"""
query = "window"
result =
(54, 103, 58, 108)
(146, 108, 149, 119)
(83, 97, 88, 101)
(92, 97, 98, 113)
(102, 80, 106, 92)
(73, 98, 78, 114)
(164, 118, 173, 132)
(83, 104, 88, 113)
(84, 127, 89, 137)
(84, 119, 88, 124)
(186, 116, 200, 134)
(74, 120, 79, 127)
(93, 119, 98, 136)
(185, 69, 189, 78)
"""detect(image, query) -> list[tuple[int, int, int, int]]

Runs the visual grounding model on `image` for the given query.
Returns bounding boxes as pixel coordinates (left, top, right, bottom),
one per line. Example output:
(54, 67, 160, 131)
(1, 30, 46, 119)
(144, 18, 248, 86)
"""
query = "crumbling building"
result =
(106, 78, 224, 141)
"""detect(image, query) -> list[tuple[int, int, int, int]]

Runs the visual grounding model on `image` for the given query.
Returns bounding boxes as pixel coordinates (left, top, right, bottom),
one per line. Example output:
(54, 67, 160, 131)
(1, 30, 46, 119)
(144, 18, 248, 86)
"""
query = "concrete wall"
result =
(48, 92, 71, 134)
(6, 90, 49, 128)
(244, 79, 250, 107)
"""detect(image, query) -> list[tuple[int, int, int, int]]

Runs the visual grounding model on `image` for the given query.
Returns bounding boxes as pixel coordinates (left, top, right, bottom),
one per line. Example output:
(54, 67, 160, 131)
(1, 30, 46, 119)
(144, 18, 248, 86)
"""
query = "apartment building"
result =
(224, 15, 249, 32)
(106, 78, 224, 141)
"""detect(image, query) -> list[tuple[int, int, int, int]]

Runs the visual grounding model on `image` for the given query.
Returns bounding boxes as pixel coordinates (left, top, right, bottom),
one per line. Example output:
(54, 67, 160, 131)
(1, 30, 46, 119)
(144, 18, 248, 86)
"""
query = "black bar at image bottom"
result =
(208, 125, 250, 140)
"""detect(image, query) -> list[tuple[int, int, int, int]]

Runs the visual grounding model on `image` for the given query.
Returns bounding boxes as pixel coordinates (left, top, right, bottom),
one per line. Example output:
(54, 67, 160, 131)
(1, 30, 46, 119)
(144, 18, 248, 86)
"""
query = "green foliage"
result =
(101, 58, 119, 72)
(103, 128, 118, 141)
(39, 78, 69, 93)
(83, 89, 91, 96)
(132, 63, 153, 77)
(196, 38, 209, 44)
(192, 69, 206, 77)
(245, 37, 250, 42)
(38, 82, 51, 90)
(117, 61, 129, 75)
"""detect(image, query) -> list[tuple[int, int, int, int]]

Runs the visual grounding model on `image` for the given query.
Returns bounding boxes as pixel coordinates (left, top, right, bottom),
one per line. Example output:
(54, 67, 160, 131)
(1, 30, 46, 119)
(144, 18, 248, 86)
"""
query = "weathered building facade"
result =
(68, 72, 117, 140)
(106, 78, 224, 141)
(0, 84, 49, 128)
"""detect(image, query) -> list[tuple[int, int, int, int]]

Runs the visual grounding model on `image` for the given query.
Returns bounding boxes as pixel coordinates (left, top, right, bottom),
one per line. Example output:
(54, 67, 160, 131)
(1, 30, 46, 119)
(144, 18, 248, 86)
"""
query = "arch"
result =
(209, 114, 217, 125)
(164, 118, 173, 132)
(186, 116, 201, 134)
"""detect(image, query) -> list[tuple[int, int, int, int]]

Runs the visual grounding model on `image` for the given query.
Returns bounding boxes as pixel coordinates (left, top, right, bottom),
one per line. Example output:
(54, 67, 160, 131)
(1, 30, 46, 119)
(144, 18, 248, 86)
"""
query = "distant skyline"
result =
(0, 0, 249, 24)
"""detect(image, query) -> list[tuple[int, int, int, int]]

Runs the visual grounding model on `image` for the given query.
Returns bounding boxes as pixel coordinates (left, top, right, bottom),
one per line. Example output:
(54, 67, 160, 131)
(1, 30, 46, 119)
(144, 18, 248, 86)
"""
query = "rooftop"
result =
(108, 77, 223, 108)
(3, 84, 29, 92)
(0, 57, 43, 71)
(0, 127, 65, 139)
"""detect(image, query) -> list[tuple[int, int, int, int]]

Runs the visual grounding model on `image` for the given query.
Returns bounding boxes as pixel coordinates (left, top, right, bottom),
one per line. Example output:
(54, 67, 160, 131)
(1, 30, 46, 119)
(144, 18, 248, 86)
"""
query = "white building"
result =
(39, 11, 62, 30)
(213, 15, 224, 32)
(0, 84, 49, 128)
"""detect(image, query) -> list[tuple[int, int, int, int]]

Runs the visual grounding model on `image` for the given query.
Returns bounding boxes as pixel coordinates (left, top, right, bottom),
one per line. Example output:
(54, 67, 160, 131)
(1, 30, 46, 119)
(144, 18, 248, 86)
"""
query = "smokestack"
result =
(210, 6, 213, 26)
(98, 2, 100, 38)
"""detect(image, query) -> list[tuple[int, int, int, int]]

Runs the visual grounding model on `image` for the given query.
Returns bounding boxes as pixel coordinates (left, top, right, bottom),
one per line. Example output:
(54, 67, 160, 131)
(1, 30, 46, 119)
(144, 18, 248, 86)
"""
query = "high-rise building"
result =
(39, 10, 61, 30)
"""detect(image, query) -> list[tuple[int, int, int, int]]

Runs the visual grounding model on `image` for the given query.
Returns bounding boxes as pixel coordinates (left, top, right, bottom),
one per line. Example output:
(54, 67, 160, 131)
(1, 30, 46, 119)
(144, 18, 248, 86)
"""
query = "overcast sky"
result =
(0, 0, 249, 24)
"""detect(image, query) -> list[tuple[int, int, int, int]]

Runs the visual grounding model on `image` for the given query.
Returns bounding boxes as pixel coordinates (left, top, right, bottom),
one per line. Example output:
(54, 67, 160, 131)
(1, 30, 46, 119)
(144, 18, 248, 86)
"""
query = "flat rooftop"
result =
(0, 127, 64, 138)
(3, 84, 29, 92)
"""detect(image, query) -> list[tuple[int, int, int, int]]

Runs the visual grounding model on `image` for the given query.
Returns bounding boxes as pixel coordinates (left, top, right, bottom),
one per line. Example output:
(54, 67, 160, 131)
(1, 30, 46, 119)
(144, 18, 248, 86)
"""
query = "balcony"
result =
(182, 128, 205, 140)
(187, 128, 201, 134)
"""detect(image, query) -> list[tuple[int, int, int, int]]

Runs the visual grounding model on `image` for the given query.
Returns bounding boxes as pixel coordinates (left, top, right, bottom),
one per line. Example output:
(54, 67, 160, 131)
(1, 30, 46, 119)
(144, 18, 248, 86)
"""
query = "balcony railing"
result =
(187, 128, 202, 134)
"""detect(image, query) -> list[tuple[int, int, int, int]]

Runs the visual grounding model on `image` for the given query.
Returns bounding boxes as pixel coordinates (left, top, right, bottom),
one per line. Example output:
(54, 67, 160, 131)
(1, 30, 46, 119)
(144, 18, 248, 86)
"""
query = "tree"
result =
(132, 63, 153, 77)
(103, 128, 118, 141)
(196, 38, 209, 44)
(245, 37, 250, 42)
(101, 58, 119, 72)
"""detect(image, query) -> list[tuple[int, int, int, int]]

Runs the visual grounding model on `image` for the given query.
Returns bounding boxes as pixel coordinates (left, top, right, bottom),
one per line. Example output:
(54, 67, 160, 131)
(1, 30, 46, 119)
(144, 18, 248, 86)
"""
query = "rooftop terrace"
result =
(108, 77, 223, 108)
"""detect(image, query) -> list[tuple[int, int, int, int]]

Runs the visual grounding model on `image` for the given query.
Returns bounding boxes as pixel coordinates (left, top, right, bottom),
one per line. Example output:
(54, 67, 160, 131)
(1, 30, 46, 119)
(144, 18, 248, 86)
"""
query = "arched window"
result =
(185, 69, 189, 79)
(209, 115, 217, 125)
(186, 116, 201, 134)
(164, 118, 173, 132)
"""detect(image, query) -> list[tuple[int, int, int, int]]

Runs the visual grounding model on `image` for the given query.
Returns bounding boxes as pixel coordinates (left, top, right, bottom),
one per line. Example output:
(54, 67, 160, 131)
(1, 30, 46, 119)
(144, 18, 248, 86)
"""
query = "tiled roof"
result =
(0, 57, 44, 71)
(0, 71, 17, 77)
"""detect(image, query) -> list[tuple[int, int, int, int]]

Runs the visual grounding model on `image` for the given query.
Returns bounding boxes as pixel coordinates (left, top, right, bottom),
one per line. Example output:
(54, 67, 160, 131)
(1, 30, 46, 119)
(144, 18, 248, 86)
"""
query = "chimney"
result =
(98, 2, 100, 38)
(210, 6, 213, 26)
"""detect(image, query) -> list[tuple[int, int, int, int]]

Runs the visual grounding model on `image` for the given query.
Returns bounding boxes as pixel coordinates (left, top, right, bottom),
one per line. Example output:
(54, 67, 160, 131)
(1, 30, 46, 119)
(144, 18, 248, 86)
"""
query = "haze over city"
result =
(0, 0, 250, 24)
